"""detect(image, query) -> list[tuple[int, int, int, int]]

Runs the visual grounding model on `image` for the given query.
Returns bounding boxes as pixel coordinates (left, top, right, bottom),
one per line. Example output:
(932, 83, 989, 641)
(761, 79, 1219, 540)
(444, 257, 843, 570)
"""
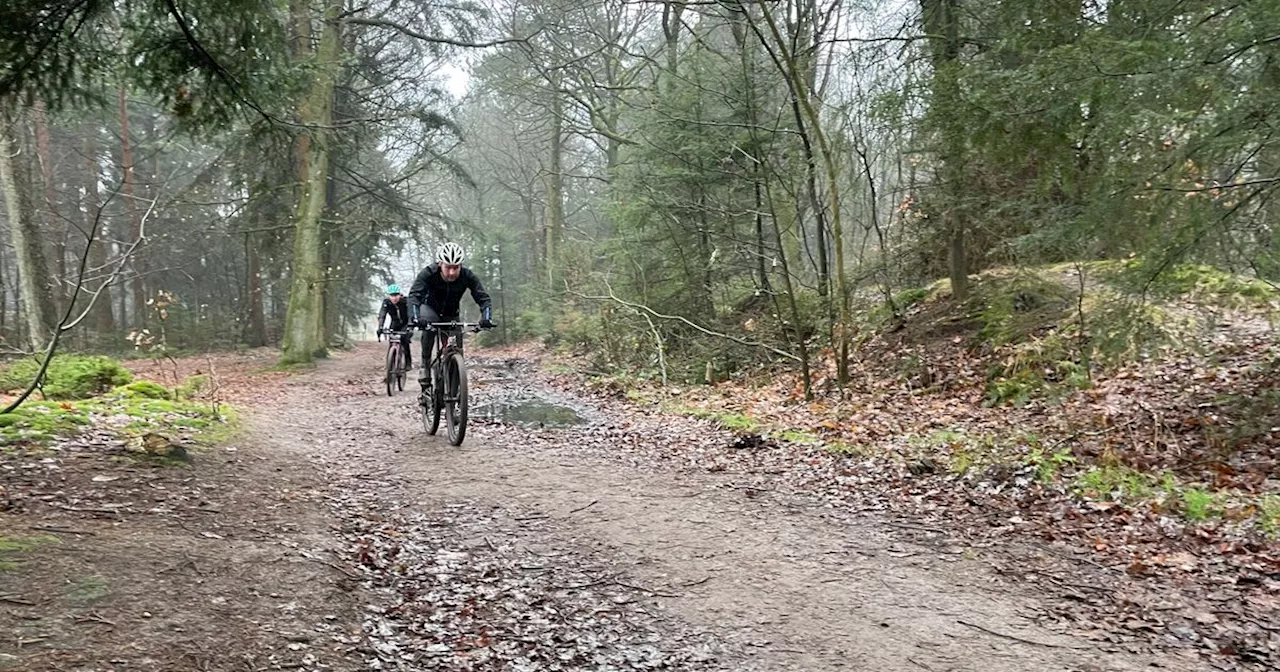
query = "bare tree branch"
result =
(344, 17, 537, 49)
(569, 280, 801, 363)
(2, 190, 155, 414)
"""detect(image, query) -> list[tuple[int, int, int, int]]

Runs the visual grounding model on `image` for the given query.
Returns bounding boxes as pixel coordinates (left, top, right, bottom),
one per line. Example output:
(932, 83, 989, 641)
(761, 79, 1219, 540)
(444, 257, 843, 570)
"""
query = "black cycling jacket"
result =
(377, 298, 410, 330)
(407, 263, 492, 319)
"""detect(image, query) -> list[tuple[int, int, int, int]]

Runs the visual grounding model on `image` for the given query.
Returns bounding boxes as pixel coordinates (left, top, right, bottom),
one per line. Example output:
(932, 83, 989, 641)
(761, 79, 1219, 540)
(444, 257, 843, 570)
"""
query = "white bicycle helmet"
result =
(437, 242, 465, 264)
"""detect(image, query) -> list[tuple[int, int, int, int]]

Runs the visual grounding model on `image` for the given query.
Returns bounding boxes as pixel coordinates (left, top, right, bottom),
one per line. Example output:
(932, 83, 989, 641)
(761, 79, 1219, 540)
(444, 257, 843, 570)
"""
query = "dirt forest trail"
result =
(240, 343, 1203, 672)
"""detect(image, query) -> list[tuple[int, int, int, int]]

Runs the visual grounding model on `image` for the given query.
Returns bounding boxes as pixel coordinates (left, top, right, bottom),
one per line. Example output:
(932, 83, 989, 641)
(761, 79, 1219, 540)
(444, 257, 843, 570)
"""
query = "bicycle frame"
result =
(381, 329, 412, 395)
(418, 322, 481, 379)
(384, 330, 412, 361)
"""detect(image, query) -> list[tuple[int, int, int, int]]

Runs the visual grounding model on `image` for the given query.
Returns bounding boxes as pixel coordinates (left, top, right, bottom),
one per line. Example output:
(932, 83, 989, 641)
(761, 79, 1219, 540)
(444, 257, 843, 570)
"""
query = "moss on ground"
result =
(0, 534, 60, 572)
(661, 402, 760, 432)
(0, 377, 235, 448)
(0, 354, 132, 400)
(116, 380, 172, 400)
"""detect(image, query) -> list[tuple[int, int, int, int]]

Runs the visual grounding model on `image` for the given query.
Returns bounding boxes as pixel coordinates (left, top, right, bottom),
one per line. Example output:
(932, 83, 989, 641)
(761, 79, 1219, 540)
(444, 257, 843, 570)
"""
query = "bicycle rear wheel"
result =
(385, 344, 396, 397)
(444, 351, 468, 446)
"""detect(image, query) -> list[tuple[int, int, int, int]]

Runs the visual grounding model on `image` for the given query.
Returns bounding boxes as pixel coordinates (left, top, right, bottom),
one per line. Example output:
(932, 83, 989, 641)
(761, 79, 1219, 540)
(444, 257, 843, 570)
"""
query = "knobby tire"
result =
(397, 344, 407, 391)
(445, 351, 468, 446)
(423, 350, 442, 435)
(385, 343, 396, 397)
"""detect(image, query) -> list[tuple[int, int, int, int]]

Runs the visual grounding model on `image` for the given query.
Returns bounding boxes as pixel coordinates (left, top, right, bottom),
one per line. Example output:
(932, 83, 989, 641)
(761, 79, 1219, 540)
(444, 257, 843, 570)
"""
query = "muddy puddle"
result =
(473, 396, 587, 427)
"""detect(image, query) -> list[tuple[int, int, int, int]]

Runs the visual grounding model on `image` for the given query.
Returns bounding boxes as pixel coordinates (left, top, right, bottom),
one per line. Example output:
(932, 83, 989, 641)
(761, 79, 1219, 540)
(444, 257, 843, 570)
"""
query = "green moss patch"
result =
(1, 386, 235, 449)
(0, 354, 132, 400)
(0, 534, 59, 572)
(115, 380, 173, 400)
(0, 402, 93, 445)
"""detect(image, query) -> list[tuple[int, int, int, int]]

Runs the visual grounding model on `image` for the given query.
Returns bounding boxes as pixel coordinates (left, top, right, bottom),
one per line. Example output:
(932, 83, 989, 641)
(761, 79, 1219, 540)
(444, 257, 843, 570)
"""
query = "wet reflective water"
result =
(474, 398, 585, 427)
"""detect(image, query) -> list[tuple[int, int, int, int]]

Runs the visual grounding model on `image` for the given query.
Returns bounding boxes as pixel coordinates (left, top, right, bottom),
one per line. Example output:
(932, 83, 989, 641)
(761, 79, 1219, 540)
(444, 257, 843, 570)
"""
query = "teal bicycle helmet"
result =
(386, 284, 402, 295)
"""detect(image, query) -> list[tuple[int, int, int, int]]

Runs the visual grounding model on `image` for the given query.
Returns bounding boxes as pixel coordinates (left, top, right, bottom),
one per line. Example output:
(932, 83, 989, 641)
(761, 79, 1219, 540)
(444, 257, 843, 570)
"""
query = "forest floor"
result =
(0, 341, 1271, 671)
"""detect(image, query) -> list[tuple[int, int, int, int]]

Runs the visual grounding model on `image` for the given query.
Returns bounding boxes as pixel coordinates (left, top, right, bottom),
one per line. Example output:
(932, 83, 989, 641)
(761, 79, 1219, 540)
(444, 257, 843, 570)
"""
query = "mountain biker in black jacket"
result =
(376, 284, 413, 369)
(407, 243, 494, 386)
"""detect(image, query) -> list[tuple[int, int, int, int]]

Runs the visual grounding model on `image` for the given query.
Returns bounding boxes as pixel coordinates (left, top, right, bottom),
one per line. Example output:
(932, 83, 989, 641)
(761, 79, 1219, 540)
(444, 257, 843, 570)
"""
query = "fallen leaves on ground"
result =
(327, 477, 725, 671)
(473, 344, 1280, 671)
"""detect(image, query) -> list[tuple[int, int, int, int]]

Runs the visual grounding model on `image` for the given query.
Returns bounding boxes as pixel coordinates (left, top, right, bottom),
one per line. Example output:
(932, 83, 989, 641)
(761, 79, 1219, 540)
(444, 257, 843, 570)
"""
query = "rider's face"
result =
(440, 264, 461, 282)
(388, 294, 401, 303)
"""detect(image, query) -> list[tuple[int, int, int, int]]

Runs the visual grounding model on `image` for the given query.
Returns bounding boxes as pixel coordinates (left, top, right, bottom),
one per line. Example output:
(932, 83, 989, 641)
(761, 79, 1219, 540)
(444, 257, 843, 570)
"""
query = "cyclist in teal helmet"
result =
(377, 284, 413, 368)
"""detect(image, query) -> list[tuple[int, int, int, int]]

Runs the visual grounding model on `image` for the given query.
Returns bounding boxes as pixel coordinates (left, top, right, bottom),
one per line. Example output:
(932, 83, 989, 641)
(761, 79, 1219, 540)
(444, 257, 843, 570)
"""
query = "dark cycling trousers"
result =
(418, 307, 458, 380)
(398, 331, 413, 369)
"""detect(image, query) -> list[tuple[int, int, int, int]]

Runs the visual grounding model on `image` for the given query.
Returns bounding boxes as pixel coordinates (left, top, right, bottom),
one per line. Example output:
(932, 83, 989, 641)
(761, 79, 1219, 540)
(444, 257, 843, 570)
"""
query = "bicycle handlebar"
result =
(417, 321, 493, 333)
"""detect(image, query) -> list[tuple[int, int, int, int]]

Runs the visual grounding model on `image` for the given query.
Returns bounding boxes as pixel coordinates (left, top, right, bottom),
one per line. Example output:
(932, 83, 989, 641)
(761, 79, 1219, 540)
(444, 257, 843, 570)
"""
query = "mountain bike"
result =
(377, 329, 411, 397)
(416, 321, 491, 446)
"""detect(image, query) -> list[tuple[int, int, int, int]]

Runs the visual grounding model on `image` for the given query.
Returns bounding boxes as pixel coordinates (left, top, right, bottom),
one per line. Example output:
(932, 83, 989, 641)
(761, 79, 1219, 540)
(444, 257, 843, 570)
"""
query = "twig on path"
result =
(883, 521, 945, 535)
(724, 484, 774, 493)
(299, 555, 360, 580)
(613, 578, 682, 598)
(73, 612, 117, 628)
(157, 557, 199, 575)
(514, 513, 550, 522)
(638, 490, 702, 498)
(1047, 420, 1135, 451)
(1044, 576, 1110, 593)
(56, 504, 126, 516)
(30, 525, 96, 536)
(680, 576, 712, 587)
(907, 657, 934, 670)
(566, 499, 599, 515)
(1, 595, 35, 606)
(956, 619, 1090, 650)
(555, 574, 616, 591)
(521, 546, 570, 558)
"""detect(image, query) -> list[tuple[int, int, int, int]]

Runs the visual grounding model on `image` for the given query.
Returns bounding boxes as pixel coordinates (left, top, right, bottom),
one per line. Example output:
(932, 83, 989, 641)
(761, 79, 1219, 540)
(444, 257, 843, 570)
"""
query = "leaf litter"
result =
(322, 472, 727, 670)
(473, 341, 1280, 672)
(8, 340, 1273, 671)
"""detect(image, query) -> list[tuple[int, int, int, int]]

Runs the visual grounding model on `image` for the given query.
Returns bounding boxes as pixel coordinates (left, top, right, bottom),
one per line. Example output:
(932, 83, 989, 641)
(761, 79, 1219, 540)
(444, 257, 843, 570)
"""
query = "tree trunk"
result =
(661, 2, 685, 80)
(729, 12, 773, 295)
(32, 100, 65, 308)
(764, 168, 813, 399)
(750, 0, 850, 385)
(280, 0, 342, 365)
(544, 90, 564, 291)
(792, 0, 830, 302)
(922, 0, 969, 300)
(245, 233, 267, 347)
(754, 176, 771, 292)
(118, 85, 147, 326)
(0, 100, 57, 348)
(82, 130, 115, 333)
(0, 241, 7, 338)
(495, 241, 508, 344)
(1260, 49, 1280, 244)
(520, 193, 538, 280)
(697, 189, 715, 317)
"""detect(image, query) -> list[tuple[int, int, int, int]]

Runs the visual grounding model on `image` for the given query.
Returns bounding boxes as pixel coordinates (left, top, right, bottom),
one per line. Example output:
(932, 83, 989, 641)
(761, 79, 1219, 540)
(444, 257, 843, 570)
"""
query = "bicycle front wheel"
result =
(444, 351, 469, 446)
(385, 344, 396, 397)
(422, 364, 442, 436)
